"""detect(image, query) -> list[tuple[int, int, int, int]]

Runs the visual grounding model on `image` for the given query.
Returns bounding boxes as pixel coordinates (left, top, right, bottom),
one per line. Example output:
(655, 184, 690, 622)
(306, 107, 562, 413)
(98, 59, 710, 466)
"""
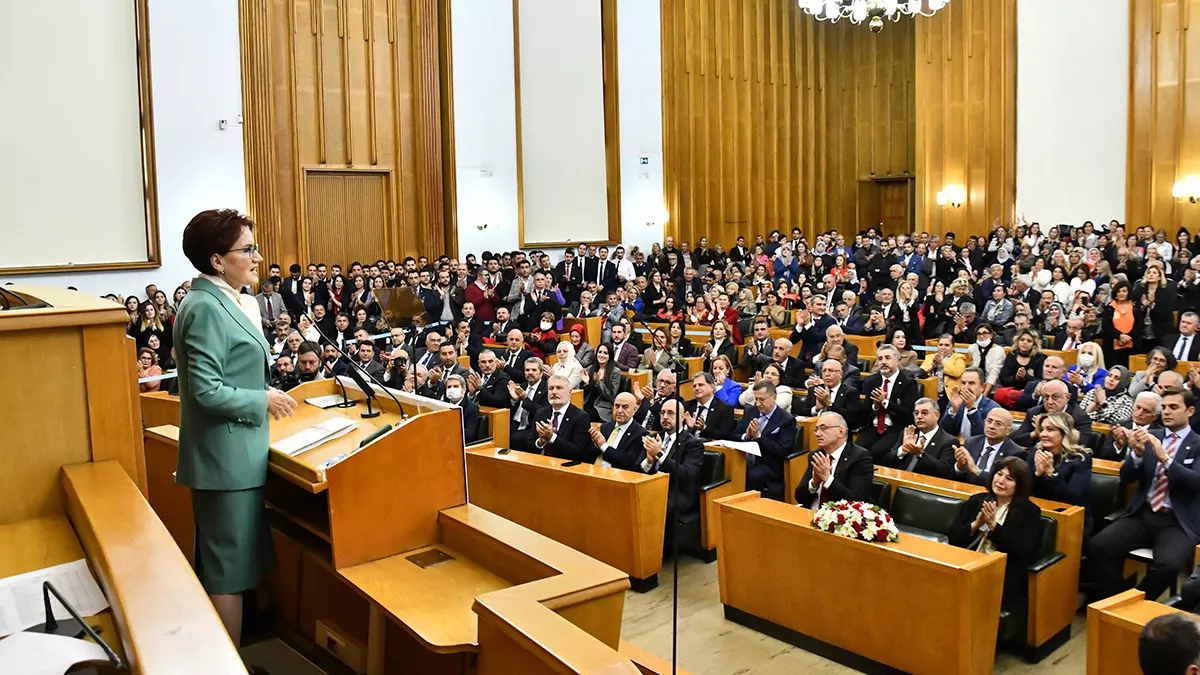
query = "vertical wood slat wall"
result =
(913, 0, 1016, 240)
(239, 0, 456, 269)
(1128, 0, 1200, 232)
(661, 0, 915, 249)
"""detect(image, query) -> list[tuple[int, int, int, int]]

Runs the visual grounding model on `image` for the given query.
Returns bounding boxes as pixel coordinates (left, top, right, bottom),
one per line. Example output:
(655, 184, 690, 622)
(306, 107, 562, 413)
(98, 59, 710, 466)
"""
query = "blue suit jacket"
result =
(1120, 428, 1200, 542)
(938, 396, 1001, 439)
(735, 406, 798, 495)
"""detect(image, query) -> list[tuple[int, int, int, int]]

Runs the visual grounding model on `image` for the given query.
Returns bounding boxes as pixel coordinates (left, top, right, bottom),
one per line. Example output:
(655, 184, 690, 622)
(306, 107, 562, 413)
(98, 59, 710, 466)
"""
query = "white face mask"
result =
(445, 387, 464, 403)
(540, 321, 553, 331)
(977, 338, 991, 348)
(1077, 353, 1095, 369)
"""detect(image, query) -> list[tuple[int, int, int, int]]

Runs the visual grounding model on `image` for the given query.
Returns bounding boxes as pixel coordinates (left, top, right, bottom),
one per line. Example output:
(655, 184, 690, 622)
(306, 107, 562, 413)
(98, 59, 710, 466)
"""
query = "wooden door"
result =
(879, 181, 912, 235)
(305, 171, 389, 266)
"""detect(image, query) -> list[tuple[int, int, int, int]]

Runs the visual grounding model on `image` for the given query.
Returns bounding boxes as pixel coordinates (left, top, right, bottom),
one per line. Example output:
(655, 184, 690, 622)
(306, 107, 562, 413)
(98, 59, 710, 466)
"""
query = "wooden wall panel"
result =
(240, 0, 457, 269)
(305, 171, 389, 268)
(1128, 0, 1200, 231)
(914, 0, 1016, 239)
(661, 0, 915, 249)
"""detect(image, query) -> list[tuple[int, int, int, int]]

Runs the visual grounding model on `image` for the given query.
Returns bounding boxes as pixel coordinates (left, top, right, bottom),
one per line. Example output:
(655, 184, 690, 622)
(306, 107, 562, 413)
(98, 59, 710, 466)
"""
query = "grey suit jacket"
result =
(256, 292, 285, 327)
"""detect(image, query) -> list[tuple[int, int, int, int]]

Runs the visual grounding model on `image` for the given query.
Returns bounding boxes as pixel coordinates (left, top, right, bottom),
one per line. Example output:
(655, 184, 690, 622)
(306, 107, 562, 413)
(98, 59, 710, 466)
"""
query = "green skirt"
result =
(191, 487, 276, 595)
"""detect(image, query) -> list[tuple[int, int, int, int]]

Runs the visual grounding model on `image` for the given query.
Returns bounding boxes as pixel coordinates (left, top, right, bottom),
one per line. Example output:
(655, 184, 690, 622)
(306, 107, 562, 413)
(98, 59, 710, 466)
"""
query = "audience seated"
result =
(1136, 612, 1200, 675)
(948, 457, 1040, 630)
(1097, 391, 1164, 461)
(919, 333, 968, 401)
(640, 399, 703, 534)
(442, 374, 480, 444)
(1012, 380, 1093, 447)
(735, 380, 798, 501)
(684, 372, 736, 442)
(1130, 347, 1182, 399)
(500, 329, 535, 382)
(738, 362, 793, 413)
(531, 375, 594, 462)
(741, 318, 776, 375)
(794, 412, 873, 507)
(590, 392, 649, 470)
(1025, 411, 1093, 528)
(509, 357, 549, 451)
(709, 355, 743, 408)
(882, 397, 957, 478)
(797, 357, 862, 421)
(952, 408, 1023, 486)
(632, 369, 682, 432)
(136, 347, 163, 393)
(1082, 365, 1136, 426)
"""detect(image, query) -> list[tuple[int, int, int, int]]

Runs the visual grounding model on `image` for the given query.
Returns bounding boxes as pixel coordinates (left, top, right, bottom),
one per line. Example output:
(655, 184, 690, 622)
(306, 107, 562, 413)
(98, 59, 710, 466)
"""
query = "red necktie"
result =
(266, 297, 274, 320)
(1151, 434, 1180, 511)
(876, 379, 890, 434)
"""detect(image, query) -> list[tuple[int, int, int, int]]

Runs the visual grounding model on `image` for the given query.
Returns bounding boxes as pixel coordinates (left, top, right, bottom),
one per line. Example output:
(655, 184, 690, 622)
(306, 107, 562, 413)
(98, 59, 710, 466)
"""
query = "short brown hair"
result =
(182, 209, 255, 275)
(137, 347, 158, 364)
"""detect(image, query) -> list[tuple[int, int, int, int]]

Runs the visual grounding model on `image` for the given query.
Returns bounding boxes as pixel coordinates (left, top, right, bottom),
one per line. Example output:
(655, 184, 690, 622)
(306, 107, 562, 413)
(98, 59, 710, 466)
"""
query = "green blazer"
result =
(174, 277, 272, 491)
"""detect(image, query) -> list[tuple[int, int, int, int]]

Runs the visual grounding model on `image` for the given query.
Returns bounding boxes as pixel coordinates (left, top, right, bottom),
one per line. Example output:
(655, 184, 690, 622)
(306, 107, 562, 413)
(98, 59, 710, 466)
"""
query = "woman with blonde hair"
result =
(1066, 341, 1107, 393)
(553, 340, 584, 389)
(1027, 412, 1093, 525)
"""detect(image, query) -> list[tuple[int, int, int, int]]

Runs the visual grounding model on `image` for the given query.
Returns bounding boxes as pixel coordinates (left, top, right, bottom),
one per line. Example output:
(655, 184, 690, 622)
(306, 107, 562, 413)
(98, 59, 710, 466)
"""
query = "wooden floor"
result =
(622, 556, 1088, 674)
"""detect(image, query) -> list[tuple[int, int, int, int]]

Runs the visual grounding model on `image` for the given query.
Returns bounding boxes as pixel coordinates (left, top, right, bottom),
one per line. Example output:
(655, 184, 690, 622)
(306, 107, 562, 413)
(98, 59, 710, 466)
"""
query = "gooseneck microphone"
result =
(302, 310, 409, 420)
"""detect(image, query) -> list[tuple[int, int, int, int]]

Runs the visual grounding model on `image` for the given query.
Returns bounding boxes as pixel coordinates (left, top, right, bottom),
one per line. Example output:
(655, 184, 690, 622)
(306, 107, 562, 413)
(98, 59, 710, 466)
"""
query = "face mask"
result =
(540, 321, 553, 331)
(446, 387, 464, 403)
(977, 338, 991, 348)
(1077, 354, 1095, 369)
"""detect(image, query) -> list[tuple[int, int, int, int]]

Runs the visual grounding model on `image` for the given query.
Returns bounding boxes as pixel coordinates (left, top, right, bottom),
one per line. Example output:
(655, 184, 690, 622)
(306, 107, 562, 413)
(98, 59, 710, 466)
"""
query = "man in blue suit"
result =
(1087, 386, 1200, 603)
(789, 296, 836, 364)
(938, 367, 1000, 439)
(735, 380, 798, 501)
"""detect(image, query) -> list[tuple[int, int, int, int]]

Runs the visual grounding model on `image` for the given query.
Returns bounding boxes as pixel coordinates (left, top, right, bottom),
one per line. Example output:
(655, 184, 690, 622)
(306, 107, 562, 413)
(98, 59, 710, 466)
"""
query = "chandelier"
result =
(798, 0, 950, 32)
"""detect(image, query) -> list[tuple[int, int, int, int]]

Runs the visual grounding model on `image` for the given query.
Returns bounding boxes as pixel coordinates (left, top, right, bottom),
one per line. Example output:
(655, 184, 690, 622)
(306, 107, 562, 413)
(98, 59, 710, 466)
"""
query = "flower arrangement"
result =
(811, 500, 900, 543)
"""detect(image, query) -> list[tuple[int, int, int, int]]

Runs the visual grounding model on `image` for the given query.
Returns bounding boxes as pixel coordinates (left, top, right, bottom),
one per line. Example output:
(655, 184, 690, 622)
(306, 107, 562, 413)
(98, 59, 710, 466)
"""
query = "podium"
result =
(143, 378, 657, 673)
(0, 286, 243, 674)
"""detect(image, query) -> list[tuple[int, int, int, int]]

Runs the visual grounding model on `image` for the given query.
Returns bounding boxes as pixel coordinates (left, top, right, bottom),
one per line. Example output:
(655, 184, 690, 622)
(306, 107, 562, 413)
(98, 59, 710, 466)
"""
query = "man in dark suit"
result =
(938, 367, 1002, 439)
(881, 398, 957, 479)
(820, 324, 859, 366)
(408, 330, 444, 373)
(1011, 380, 1092, 447)
(951, 408, 1023, 486)
(426, 343, 471, 399)
(742, 319, 776, 375)
(351, 340, 386, 381)
(790, 296, 837, 364)
(1098, 391, 1166, 461)
(279, 264, 305, 318)
(610, 323, 641, 372)
(1161, 312, 1200, 362)
(489, 307, 518, 343)
(643, 399, 704, 528)
(796, 358, 862, 424)
(855, 345, 921, 463)
(509, 357, 550, 451)
(1013, 355, 1078, 412)
(794, 411, 874, 507)
(470, 350, 512, 409)
(500, 328, 535, 382)
(590, 392, 649, 470)
(532, 375, 597, 463)
(583, 247, 617, 292)
(442, 374, 481, 444)
(554, 248, 585, 305)
(520, 272, 561, 332)
(734, 380, 798, 501)
(1087, 387, 1200, 603)
(684, 372, 736, 441)
(769, 339, 807, 389)
(632, 369, 683, 432)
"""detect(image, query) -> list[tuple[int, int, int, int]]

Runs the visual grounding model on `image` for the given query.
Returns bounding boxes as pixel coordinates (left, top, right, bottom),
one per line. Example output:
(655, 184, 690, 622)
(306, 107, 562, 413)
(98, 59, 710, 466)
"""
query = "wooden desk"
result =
(872, 467, 1085, 655)
(142, 379, 640, 674)
(465, 446, 668, 589)
(477, 406, 511, 449)
(1087, 589, 1180, 675)
(717, 491, 1005, 675)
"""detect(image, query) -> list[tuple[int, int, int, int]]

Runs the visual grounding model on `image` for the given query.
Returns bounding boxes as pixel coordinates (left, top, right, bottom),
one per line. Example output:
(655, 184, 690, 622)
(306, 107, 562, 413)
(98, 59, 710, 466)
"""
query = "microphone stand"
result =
(303, 310, 408, 420)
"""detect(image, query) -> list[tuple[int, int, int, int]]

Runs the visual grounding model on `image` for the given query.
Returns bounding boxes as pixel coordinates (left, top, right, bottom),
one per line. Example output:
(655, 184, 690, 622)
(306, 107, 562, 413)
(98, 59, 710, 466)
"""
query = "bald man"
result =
(1011, 379, 1093, 447)
(500, 328, 534, 382)
(589, 392, 649, 470)
(952, 408, 1024, 486)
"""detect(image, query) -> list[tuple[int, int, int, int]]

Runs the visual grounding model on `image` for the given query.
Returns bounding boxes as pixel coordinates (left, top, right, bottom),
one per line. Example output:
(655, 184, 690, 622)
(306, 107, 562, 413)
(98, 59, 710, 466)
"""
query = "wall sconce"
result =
(936, 185, 966, 209)
(1173, 176, 1200, 203)
(475, 223, 489, 231)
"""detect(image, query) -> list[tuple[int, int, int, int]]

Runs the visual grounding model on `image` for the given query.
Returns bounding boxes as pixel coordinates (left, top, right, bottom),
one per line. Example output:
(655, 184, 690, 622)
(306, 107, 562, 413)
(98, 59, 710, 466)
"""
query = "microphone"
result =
(302, 310, 408, 420)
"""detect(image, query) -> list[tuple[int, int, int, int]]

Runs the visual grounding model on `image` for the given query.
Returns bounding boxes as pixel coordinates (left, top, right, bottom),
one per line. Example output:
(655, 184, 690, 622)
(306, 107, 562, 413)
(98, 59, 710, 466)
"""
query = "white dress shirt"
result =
(807, 443, 847, 508)
(1175, 333, 1196, 361)
(643, 432, 675, 472)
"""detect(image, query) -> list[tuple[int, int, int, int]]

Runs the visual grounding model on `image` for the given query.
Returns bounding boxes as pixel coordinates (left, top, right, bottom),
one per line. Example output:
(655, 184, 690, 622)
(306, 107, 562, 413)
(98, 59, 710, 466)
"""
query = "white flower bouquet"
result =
(811, 500, 899, 543)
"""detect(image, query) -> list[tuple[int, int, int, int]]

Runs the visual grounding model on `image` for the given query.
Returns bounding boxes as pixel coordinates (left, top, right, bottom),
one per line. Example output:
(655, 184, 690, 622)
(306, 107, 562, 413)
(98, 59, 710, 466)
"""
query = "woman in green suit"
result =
(176, 210, 297, 644)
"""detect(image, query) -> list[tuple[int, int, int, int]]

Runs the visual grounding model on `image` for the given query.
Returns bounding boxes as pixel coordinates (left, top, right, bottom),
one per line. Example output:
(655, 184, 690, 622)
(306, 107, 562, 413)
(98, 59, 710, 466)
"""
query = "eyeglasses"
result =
(227, 244, 260, 256)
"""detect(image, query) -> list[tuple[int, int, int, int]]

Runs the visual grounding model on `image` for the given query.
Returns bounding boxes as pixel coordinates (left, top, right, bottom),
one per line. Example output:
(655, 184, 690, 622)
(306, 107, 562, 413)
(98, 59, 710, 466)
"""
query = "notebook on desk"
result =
(271, 417, 358, 456)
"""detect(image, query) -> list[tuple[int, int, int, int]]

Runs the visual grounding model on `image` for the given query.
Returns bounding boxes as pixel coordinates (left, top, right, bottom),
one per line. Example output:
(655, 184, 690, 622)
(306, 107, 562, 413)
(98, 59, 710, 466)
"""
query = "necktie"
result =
(960, 407, 974, 439)
(606, 425, 620, 447)
(509, 351, 518, 368)
(659, 435, 673, 467)
(1177, 336, 1190, 361)
(979, 445, 997, 474)
(876, 379, 890, 434)
(906, 434, 925, 471)
(1064, 337, 1074, 351)
(1151, 434, 1180, 511)
(697, 404, 708, 423)
(552, 411, 561, 432)
(266, 297, 274, 320)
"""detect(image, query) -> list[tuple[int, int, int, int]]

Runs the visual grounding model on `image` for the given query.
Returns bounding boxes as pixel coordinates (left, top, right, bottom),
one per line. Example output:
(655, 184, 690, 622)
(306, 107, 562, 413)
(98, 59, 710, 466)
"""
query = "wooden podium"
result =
(0, 286, 242, 674)
(142, 378, 665, 674)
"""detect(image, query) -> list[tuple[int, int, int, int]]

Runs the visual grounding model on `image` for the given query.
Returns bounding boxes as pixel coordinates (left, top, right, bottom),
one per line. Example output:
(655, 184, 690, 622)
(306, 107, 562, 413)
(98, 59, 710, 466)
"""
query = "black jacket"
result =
(685, 397, 736, 442)
(949, 494, 1041, 614)
(532, 404, 596, 463)
(794, 443, 875, 507)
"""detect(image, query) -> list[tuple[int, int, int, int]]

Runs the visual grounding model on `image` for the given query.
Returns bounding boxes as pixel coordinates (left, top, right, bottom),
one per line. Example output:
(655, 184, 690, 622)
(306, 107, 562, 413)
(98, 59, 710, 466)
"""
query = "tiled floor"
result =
(621, 556, 1088, 674)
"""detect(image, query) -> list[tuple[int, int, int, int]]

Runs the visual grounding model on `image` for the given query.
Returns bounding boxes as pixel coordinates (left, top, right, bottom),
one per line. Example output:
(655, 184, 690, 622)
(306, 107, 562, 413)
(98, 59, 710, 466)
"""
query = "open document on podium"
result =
(0, 559, 109, 638)
(271, 416, 358, 456)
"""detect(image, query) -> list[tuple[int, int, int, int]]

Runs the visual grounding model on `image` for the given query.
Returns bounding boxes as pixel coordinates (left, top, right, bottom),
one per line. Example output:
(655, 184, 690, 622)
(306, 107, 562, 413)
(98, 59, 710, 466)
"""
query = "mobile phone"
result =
(562, 460, 583, 467)
(498, 447, 511, 455)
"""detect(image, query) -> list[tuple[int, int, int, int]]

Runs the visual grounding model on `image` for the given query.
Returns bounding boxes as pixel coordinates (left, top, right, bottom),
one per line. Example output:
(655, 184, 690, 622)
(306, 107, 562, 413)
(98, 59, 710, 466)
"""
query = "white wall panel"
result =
(1016, 0, 1128, 227)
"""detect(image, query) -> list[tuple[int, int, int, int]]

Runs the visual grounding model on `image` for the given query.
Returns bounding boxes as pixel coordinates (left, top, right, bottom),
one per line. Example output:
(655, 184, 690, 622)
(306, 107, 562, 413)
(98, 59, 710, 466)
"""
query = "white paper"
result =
(708, 439, 762, 457)
(0, 631, 110, 675)
(0, 560, 109, 638)
(271, 417, 358, 456)
(305, 394, 349, 409)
